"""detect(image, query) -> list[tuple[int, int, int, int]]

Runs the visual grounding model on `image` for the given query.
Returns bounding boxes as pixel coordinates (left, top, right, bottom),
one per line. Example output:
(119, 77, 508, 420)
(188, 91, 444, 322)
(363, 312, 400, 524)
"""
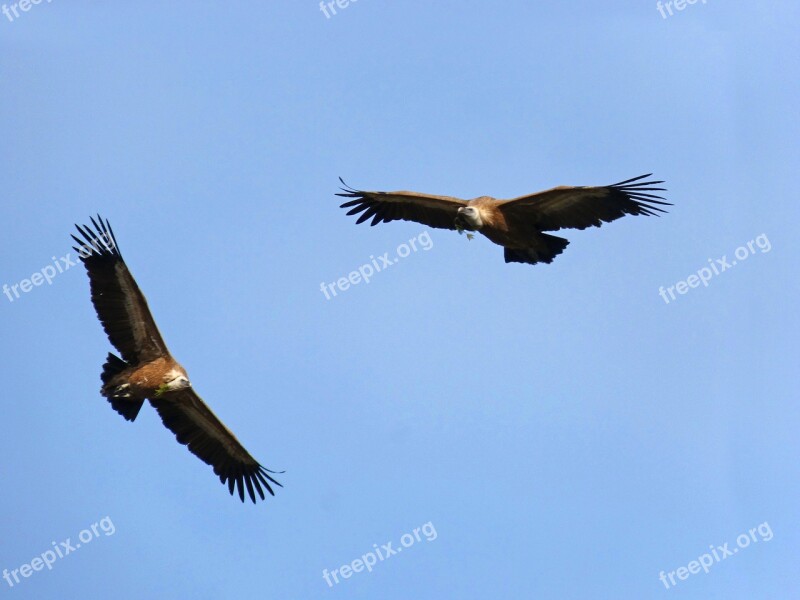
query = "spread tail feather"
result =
(100, 353, 145, 422)
(504, 234, 569, 265)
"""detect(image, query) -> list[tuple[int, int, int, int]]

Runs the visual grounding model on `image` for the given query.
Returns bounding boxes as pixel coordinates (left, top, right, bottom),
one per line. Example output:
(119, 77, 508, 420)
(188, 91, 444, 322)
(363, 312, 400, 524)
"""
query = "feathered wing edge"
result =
(71, 214, 122, 265)
(336, 178, 397, 226)
(336, 178, 465, 230)
(606, 173, 672, 216)
(218, 453, 284, 504)
(217, 463, 283, 504)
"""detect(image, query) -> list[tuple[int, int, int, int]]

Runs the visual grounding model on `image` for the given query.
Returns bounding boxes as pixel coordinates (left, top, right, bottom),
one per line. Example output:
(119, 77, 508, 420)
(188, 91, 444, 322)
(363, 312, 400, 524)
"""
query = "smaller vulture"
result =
(73, 216, 281, 504)
(337, 174, 670, 265)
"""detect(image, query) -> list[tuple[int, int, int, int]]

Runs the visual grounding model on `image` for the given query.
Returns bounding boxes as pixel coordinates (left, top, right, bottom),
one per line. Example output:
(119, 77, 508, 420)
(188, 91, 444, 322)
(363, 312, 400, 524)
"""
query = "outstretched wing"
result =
(73, 216, 169, 364)
(337, 179, 467, 230)
(497, 174, 670, 232)
(151, 388, 282, 504)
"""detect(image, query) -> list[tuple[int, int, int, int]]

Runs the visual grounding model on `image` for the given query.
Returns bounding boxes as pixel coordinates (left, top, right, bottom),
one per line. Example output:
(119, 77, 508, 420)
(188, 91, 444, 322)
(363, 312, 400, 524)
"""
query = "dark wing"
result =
(337, 179, 466, 230)
(73, 216, 169, 364)
(151, 388, 282, 503)
(497, 174, 670, 232)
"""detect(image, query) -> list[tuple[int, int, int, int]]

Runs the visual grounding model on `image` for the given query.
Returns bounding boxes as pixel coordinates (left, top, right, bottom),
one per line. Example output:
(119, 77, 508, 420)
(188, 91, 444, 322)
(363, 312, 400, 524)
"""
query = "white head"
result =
(163, 368, 191, 391)
(455, 206, 483, 231)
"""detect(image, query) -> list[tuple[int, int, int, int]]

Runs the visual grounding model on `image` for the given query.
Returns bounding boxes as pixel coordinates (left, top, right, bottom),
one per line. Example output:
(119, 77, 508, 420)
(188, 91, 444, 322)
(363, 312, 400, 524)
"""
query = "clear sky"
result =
(1, 2, 798, 598)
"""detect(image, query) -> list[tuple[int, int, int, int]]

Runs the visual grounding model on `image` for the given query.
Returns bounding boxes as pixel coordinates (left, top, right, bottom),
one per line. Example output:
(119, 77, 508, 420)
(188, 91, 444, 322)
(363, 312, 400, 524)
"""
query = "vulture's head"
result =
(156, 368, 192, 396)
(455, 206, 483, 231)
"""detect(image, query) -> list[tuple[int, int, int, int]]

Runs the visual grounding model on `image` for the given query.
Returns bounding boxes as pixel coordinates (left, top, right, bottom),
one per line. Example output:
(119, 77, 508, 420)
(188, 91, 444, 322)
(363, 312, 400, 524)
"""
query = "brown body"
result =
(467, 196, 530, 248)
(103, 357, 187, 399)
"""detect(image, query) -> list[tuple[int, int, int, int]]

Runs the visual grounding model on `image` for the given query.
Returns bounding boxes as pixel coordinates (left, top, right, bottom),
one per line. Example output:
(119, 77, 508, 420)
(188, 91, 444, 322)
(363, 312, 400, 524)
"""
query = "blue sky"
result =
(1, 2, 798, 598)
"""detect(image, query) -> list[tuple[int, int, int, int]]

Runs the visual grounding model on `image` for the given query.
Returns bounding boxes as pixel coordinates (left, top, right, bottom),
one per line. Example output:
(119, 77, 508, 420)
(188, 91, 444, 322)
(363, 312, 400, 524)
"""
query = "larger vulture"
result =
(72, 216, 281, 504)
(338, 174, 670, 265)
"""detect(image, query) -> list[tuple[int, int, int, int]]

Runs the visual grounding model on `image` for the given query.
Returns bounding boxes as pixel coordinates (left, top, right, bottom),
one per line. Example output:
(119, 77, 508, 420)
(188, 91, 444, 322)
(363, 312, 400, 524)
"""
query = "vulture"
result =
(72, 216, 281, 504)
(337, 174, 670, 265)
